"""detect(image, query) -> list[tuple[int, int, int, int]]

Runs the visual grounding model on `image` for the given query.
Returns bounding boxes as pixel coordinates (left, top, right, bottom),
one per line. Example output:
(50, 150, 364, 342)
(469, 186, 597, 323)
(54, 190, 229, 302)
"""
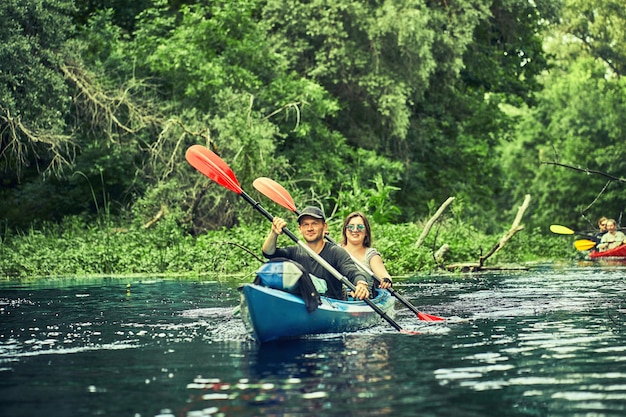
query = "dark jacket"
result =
(263, 243, 372, 300)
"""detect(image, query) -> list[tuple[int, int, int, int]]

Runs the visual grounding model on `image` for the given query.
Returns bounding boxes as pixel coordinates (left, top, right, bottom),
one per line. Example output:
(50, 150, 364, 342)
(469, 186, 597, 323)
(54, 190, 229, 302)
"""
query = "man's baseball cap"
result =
(297, 206, 326, 223)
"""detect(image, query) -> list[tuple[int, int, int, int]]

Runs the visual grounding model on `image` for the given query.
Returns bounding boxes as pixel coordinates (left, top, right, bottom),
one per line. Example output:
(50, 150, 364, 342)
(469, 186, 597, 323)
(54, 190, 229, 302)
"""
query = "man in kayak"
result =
(597, 218, 626, 252)
(262, 206, 373, 300)
(594, 216, 608, 242)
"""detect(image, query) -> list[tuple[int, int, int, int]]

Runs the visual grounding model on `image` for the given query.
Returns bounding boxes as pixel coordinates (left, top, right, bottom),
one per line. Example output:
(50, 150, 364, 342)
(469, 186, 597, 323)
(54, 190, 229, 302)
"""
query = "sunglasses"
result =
(345, 224, 365, 232)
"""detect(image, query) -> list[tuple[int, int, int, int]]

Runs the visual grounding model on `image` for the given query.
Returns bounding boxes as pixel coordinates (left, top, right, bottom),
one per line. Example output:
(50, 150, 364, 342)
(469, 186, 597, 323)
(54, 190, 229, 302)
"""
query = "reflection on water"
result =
(180, 337, 396, 416)
(2, 266, 626, 416)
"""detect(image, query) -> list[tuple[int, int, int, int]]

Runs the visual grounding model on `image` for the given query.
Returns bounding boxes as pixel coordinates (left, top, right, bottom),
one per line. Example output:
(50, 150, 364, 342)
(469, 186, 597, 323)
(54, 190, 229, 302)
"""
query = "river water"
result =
(1, 263, 626, 417)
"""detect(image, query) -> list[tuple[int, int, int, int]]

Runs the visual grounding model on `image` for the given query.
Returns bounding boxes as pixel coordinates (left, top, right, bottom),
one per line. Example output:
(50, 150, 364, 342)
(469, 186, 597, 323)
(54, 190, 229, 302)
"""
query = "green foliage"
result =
(1, 214, 571, 279)
(4, 0, 623, 276)
(275, 0, 550, 226)
(497, 0, 626, 232)
(126, 1, 350, 228)
(501, 56, 626, 230)
(0, 0, 77, 178)
(365, 223, 435, 275)
(73, 0, 155, 34)
(496, 227, 576, 263)
(78, 8, 134, 78)
(2, 0, 558, 233)
(0, 0, 75, 131)
(134, 1, 271, 107)
(333, 173, 401, 225)
(557, 0, 626, 77)
(0, 216, 268, 279)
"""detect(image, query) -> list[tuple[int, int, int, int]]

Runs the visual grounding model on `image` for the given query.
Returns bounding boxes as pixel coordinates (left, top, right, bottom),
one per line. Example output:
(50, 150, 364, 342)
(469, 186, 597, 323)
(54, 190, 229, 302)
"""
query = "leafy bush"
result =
(0, 210, 578, 279)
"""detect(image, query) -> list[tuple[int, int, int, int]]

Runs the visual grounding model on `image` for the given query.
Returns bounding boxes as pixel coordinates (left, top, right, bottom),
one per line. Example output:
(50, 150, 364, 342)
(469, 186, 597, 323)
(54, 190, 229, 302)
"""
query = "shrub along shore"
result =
(0, 215, 574, 280)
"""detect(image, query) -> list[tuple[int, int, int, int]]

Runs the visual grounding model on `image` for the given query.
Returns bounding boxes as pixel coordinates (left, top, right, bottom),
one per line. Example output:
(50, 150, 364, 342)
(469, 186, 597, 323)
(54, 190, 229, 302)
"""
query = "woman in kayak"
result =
(341, 211, 393, 290)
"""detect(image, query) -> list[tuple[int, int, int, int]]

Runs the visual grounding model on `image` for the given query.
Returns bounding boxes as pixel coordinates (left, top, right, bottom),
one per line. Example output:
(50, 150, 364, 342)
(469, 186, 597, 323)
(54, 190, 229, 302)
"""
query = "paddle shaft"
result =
(577, 234, 599, 243)
(280, 204, 438, 320)
(238, 191, 403, 332)
(318, 225, 441, 320)
(319, 228, 427, 316)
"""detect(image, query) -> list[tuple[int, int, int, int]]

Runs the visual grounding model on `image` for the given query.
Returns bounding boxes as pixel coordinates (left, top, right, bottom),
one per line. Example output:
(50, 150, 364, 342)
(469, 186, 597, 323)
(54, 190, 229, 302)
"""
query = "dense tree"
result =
(73, 0, 155, 34)
(5, 0, 615, 238)
(558, 0, 626, 77)
(0, 0, 76, 178)
(0, 0, 84, 226)
(259, 0, 557, 228)
(126, 1, 352, 227)
(501, 0, 626, 230)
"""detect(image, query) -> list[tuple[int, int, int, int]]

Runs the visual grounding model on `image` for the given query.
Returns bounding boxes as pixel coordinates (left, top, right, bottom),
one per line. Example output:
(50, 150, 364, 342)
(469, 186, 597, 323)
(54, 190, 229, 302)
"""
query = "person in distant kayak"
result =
(262, 206, 372, 300)
(597, 219, 626, 252)
(341, 211, 393, 290)
(594, 216, 608, 241)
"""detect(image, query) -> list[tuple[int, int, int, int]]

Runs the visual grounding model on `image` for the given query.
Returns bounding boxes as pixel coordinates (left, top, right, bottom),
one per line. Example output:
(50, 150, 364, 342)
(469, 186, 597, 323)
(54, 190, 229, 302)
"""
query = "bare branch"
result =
(480, 194, 531, 264)
(415, 197, 455, 248)
(581, 180, 612, 213)
(542, 161, 626, 183)
(1, 106, 75, 178)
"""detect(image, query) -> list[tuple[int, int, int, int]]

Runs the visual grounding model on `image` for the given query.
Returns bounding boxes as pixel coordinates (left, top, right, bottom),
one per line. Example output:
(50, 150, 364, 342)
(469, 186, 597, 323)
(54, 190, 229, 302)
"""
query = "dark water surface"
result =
(2, 264, 626, 417)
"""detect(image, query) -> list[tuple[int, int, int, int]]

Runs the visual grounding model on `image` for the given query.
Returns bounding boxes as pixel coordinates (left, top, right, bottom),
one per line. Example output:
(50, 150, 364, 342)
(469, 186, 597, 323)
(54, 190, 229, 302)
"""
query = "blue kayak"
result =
(239, 284, 395, 343)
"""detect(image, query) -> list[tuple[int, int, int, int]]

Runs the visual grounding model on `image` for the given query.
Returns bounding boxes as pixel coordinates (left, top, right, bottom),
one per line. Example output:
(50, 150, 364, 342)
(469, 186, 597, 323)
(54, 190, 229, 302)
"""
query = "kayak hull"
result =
(589, 244, 626, 259)
(239, 284, 395, 343)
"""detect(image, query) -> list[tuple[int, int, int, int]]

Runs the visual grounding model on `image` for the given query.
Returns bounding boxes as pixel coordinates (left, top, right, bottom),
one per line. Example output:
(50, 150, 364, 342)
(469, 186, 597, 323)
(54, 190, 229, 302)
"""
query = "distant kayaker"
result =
(262, 206, 373, 300)
(594, 216, 608, 241)
(341, 211, 393, 290)
(597, 219, 626, 252)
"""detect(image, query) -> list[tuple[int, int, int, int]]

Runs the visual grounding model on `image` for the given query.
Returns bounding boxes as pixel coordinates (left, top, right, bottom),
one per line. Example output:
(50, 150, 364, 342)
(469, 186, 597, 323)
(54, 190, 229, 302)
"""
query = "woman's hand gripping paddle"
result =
(185, 145, 416, 334)
(252, 176, 445, 322)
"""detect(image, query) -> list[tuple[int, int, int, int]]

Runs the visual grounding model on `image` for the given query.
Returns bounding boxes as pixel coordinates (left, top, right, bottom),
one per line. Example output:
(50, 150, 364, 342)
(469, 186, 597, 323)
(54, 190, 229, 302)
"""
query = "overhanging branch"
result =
(542, 161, 626, 183)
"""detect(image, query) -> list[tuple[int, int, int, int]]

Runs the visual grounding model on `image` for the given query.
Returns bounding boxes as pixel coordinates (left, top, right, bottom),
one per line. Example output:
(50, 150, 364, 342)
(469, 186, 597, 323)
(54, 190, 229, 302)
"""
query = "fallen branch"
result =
(479, 194, 531, 265)
(434, 244, 449, 261)
(445, 194, 531, 272)
(415, 197, 455, 248)
(143, 205, 166, 229)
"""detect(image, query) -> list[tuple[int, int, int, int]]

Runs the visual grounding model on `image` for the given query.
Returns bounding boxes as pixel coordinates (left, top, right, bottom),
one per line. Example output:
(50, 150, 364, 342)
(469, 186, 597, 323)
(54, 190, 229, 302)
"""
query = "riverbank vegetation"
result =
(0, 211, 572, 279)
(1, 0, 624, 278)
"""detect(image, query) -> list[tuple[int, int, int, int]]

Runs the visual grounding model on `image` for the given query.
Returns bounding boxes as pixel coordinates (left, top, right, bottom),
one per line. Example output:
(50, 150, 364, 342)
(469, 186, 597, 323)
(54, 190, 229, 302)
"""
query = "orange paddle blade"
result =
(417, 312, 446, 322)
(252, 177, 298, 212)
(185, 145, 241, 194)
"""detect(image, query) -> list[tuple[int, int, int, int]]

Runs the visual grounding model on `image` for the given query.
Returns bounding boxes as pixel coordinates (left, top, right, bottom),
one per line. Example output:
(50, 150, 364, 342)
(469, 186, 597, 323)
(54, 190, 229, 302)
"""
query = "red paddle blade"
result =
(186, 145, 242, 194)
(252, 177, 298, 212)
(400, 329, 420, 335)
(417, 312, 445, 322)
